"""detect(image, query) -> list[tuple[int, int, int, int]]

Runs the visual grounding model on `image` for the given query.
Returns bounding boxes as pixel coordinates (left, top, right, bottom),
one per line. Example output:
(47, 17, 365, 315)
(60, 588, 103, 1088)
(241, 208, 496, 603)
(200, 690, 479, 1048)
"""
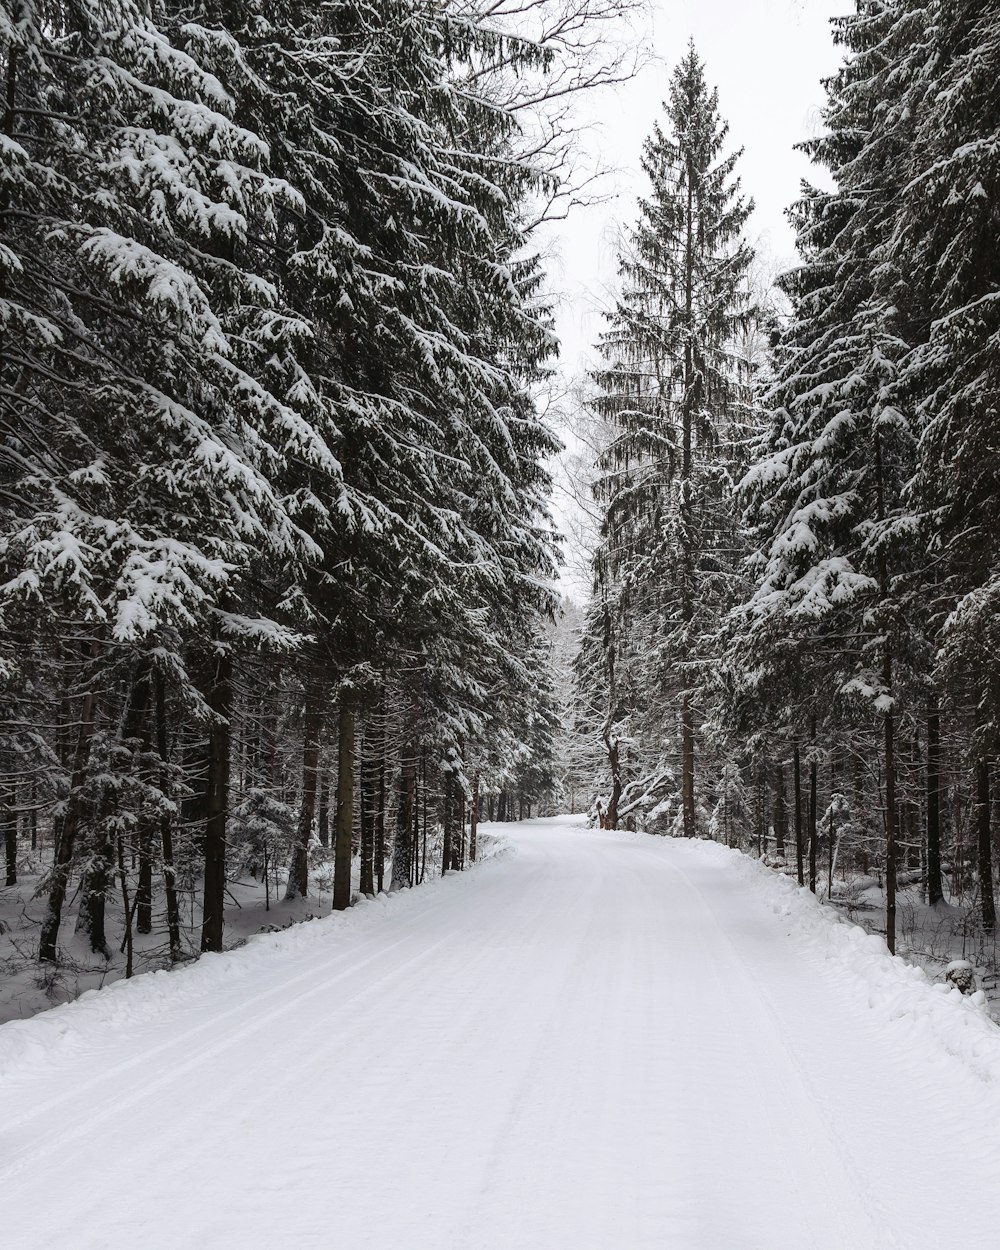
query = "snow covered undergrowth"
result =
(0, 832, 510, 1080)
(0, 832, 505, 1029)
(679, 838, 1000, 1087)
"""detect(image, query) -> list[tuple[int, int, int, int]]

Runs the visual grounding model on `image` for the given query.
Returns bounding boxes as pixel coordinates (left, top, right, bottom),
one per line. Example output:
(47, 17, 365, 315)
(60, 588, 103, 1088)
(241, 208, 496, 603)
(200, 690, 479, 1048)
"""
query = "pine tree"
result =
(731, 0, 930, 949)
(590, 43, 754, 834)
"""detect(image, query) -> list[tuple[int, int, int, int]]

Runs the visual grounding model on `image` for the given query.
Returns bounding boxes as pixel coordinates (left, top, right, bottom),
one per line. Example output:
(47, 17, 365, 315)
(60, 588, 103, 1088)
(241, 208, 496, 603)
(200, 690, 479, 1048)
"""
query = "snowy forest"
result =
(3, 0, 1000, 1022)
(574, 6, 1000, 974)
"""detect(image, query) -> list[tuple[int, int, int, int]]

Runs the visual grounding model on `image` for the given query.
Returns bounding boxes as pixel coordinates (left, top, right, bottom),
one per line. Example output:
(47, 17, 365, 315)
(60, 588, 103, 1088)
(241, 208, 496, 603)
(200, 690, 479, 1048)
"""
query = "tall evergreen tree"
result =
(589, 44, 754, 834)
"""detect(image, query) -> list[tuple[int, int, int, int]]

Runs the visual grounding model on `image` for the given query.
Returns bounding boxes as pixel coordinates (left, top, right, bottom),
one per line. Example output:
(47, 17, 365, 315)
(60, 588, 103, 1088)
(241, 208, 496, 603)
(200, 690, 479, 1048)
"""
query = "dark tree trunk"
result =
(391, 749, 416, 890)
(441, 771, 454, 875)
(375, 732, 386, 893)
(470, 773, 479, 863)
(154, 673, 182, 962)
(793, 740, 804, 888)
(926, 698, 944, 907)
(976, 752, 996, 931)
(681, 695, 696, 837)
(420, 751, 428, 884)
(883, 654, 899, 954)
(605, 735, 623, 831)
(827, 758, 837, 900)
(359, 734, 376, 897)
(79, 672, 151, 958)
(2, 785, 16, 886)
(200, 648, 233, 953)
(333, 703, 355, 911)
(318, 771, 330, 848)
(76, 827, 113, 957)
(135, 823, 153, 936)
(872, 434, 898, 952)
(116, 832, 134, 978)
(40, 665, 98, 962)
(457, 787, 466, 869)
(29, 777, 37, 851)
(286, 676, 325, 900)
(181, 737, 210, 852)
(773, 764, 787, 859)
(359, 710, 385, 896)
(135, 712, 155, 936)
(808, 725, 818, 894)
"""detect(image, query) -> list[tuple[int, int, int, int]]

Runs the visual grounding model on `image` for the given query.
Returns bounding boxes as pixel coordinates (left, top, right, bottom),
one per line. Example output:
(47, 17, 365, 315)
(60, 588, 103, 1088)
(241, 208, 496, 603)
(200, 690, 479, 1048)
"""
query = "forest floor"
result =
(827, 868, 1000, 1002)
(2, 815, 1000, 1249)
(0, 843, 370, 1026)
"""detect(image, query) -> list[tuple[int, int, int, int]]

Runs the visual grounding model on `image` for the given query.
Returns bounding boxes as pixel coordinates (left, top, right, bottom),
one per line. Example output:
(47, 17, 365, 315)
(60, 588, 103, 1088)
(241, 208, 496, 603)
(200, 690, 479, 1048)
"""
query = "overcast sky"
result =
(547, 0, 847, 597)
(549, 0, 847, 376)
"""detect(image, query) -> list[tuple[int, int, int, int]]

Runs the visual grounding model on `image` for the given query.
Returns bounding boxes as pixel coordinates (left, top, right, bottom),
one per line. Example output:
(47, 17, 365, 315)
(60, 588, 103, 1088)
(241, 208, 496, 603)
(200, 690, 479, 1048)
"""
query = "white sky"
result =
(548, 0, 847, 377)
(546, 0, 847, 598)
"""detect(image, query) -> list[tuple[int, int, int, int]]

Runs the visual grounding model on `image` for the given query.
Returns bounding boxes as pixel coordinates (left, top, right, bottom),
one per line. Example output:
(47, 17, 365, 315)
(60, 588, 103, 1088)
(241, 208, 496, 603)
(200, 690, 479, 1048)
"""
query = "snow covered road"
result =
(4, 815, 1000, 1249)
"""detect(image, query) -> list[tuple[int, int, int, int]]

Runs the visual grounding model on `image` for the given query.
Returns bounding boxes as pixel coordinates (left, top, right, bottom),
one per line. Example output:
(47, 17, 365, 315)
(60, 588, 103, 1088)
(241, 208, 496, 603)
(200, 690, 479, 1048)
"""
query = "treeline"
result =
(0, 0, 590, 964)
(580, 4, 1000, 954)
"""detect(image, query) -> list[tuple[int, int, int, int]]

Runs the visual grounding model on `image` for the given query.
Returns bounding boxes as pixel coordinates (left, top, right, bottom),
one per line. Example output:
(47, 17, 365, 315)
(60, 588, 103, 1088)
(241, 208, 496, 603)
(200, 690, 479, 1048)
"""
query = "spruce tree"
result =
(731, 0, 928, 947)
(590, 43, 754, 834)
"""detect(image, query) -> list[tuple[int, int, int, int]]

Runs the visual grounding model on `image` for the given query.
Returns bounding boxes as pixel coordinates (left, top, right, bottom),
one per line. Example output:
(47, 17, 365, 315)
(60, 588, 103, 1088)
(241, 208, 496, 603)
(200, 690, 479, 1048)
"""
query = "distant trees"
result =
(583, 43, 756, 834)
(578, 3, 1000, 957)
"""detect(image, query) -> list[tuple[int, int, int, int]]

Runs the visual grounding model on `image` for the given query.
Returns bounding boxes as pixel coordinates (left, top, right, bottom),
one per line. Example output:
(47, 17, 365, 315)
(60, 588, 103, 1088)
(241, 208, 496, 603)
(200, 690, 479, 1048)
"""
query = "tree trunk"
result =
(39, 663, 99, 962)
(200, 648, 233, 953)
(882, 654, 899, 955)
(318, 770, 330, 848)
(976, 752, 996, 931)
(420, 751, 428, 884)
(2, 784, 16, 886)
(827, 762, 837, 901)
(442, 771, 454, 875)
(116, 832, 134, 978)
(286, 676, 325, 900)
(76, 825, 114, 957)
(135, 712, 155, 936)
(773, 764, 787, 859)
(470, 773, 479, 863)
(808, 724, 818, 895)
(793, 740, 804, 888)
(29, 777, 37, 851)
(154, 673, 182, 962)
(926, 697, 944, 907)
(333, 702, 355, 911)
(375, 730, 386, 893)
(135, 824, 153, 936)
(359, 737, 376, 897)
(604, 735, 622, 831)
(681, 694, 696, 838)
(78, 672, 151, 957)
(391, 749, 416, 890)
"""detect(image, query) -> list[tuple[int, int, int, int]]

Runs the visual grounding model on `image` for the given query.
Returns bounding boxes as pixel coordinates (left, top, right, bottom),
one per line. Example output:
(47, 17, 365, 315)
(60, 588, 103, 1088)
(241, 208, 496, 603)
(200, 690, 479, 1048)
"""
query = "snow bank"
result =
(0, 845, 508, 1081)
(686, 838, 1000, 1086)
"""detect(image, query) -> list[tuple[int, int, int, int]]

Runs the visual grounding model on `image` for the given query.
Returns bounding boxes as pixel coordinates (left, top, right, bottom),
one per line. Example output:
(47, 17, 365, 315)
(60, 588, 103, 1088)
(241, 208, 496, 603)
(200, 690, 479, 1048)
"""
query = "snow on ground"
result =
(828, 871, 1000, 1007)
(3, 815, 1000, 1249)
(0, 841, 382, 1026)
